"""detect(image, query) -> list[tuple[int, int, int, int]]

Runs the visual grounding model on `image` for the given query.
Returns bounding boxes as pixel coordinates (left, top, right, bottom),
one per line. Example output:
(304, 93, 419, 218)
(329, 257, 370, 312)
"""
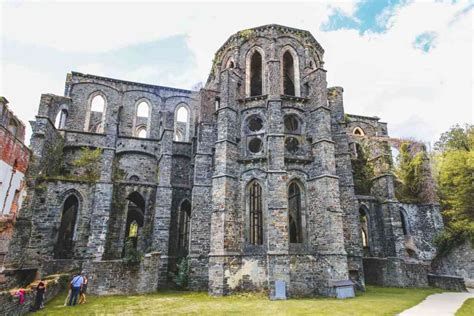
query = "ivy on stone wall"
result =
(394, 142, 425, 203)
(43, 138, 65, 177)
(173, 256, 189, 289)
(123, 238, 143, 266)
(72, 147, 102, 182)
(351, 142, 375, 195)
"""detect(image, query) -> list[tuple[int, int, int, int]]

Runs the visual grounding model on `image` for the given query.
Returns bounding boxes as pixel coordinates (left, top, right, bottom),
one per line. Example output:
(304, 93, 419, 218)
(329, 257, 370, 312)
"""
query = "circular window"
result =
(285, 137, 299, 154)
(284, 115, 299, 133)
(248, 138, 263, 154)
(248, 116, 263, 132)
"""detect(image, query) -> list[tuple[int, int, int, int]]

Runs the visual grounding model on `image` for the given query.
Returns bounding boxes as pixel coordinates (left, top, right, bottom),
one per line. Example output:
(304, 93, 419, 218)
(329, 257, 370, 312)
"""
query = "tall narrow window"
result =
(136, 101, 149, 118)
(288, 182, 303, 243)
(124, 192, 145, 250)
(137, 126, 147, 138)
(178, 200, 192, 253)
(359, 207, 370, 254)
(400, 209, 409, 235)
(86, 94, 106, 133)
(249, 181, 263, 245)
(250, 51, 263, 96)
(55, 109, 68, 129)
(54, 195, 79, 259)
(174, 105, 190, 142)
(283, 51, 295, 96)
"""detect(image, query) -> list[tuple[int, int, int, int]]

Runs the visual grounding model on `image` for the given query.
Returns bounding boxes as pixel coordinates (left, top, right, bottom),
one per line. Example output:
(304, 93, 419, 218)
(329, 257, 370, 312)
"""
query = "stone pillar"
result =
(328, 87, 365, 287)
(208, 69, 241, 295)
(306, 71, 348, 295)
(153, 113, 174, 287)
(266, 96, 290, 299)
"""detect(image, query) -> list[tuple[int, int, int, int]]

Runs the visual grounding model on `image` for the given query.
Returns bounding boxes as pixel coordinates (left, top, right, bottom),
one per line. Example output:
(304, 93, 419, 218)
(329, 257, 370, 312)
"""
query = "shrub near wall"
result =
(0, 274, 68, 316)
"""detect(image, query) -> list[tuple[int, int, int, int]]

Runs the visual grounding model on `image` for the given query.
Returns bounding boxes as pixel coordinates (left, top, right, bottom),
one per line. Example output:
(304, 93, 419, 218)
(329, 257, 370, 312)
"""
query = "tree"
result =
(433, 124, 474, 254)
(394, 142, 425, 203)
(351, 142, 374, 195)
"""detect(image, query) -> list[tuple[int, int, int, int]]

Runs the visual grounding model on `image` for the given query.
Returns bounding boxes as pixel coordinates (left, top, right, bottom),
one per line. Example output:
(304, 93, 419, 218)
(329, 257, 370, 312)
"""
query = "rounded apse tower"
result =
(202, 25, 353, 298)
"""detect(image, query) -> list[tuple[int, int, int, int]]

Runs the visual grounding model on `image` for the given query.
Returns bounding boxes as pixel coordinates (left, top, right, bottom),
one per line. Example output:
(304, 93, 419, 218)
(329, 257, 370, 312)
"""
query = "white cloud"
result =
(1, 0, 472, 145)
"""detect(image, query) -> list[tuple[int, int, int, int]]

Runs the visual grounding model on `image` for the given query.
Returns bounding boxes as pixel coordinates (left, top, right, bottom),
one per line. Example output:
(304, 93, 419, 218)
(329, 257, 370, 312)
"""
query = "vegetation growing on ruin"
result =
(43, 137, 65, 177)
(122, 237, 143, 266)
(71, 147, 102, 182)
(351, 142, 375, 195)
(393, 142, 426, 203)
(173, 256, 190, 289)
(238, 29, 254, 40)
(432, 124, 474, 254)
(37, 286, 443, 316)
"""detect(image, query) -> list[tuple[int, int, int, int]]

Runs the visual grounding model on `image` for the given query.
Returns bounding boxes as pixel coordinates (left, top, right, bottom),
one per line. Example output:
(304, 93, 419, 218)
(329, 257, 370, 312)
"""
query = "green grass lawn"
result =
(34, 286, 442, 316)
(456, 298, 474, 316)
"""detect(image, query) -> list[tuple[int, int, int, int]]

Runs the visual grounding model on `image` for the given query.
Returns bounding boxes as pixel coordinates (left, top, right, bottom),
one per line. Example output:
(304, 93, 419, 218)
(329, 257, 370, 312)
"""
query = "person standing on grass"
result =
(34, 280, 46, 310)
(79, 275, 88, 304)
(69, 273, 83, 306)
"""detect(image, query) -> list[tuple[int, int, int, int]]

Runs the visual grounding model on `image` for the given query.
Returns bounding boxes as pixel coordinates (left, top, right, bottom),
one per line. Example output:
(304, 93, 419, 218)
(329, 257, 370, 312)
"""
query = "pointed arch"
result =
(174, 103, 191, 142)
(178, 199, 192, 254)
(124, 191, 146, 250)
(248, 180, 263, 245)
(353, 127, 365, 136)
(133, 99, 151, 138)
(288, 180, 303, 243)
(281, 46, 301, 97)
(245, 47, 265, 97)
(54, 194, 80, 259)
(55, 109, 68, 129)
(84, 92, 107, 133)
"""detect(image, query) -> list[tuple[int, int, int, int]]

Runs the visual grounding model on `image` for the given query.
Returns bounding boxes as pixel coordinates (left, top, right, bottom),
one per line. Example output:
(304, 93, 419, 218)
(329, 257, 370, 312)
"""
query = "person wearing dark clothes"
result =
(68, 274, 83, 306)
(79, 275, 88, 304)
(35, 280, 46, 310)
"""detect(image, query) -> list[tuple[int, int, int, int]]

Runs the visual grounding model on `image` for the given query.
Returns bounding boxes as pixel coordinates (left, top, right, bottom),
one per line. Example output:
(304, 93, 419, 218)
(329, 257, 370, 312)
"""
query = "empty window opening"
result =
(227, 59, 235, 69)
(250, 51, 263, 96)
(249, 181, 263, 245)
(215, 98, 220, 111)
(353, 127, 365, 136)
(400, 209, 409, 236)
(91, 95, 105, 112)
(175, 105, 190, 142)
(55, 109, 68, 129)
(137, 127, 147, 138)
(136, 101, 149, 118)
(248, 137, 263, 154)
(285, 137, 300, 154)
(288, 182, 303, 243)
(248, 116, 263, 132)
(359, 207, 370, 253)
(284, 115, 300, 133)
(54, 195, 79, 259)
(283, 51, 295, 96)
(8, 119, 18, 137)
(178, 200, 192, 254)
(124, 192, 145, 250)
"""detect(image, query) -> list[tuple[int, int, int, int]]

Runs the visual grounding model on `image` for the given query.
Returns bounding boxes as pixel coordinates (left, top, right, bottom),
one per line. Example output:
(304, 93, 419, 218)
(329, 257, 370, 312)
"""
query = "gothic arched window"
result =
(359, 207, 370, 253)
(136, 126, 147, 138)
(283, 51, 295, 96)
(400, 209, 409, 236)
(55, 109, 68, 129)
(250, 51, 263, 96)
(249, 181, 263, 245)
(174, 104, 190, 142)
(178, 200, 192, 254)
(85, 94, 106, 133)
(353, 127, 365, 136)
(54, 195, 79, 259)
(288, 181, 303, 243)
(136, 101, 149, 118)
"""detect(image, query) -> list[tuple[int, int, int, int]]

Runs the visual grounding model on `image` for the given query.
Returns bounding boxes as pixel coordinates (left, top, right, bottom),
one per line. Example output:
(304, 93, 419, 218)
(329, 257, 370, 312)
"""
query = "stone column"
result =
(208, 70, 241, 295)
(306, 71, 348, 296)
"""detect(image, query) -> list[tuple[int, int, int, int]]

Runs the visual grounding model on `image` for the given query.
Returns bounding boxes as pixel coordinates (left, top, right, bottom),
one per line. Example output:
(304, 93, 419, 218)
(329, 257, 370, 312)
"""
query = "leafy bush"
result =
(351, 142, 374, 195)
(173, 257, 190, 289)
(394, 142, 425, 203)
(123, 238, 143, 266)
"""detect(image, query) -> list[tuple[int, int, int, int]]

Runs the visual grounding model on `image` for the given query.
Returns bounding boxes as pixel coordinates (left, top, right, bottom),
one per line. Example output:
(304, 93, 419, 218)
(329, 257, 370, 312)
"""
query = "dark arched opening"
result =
(178, 200, 192, 255)
(400, 209, 409, 236)
(359, 207, 370, 256)
(54, 195, 79, 259)
(250, 51, 263, 96)
(288, 182, 303, 243)
(283, 51, 295, 96)
(124, 192, 145, 251)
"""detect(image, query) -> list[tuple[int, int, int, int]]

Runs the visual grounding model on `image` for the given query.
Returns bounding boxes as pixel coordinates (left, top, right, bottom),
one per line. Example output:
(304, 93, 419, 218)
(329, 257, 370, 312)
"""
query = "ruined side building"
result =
(0, 97, 30, 285)
(4, 25, 445, 297)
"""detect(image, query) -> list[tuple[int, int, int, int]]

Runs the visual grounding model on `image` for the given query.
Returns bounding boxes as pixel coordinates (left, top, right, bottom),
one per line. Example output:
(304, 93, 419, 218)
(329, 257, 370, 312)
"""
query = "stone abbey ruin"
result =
(3, 24, 461, 298)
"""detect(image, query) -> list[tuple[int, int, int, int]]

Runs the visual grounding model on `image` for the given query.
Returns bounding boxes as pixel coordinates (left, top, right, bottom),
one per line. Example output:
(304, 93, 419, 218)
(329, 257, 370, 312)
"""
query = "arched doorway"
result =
(54, 195, 79, 259)
(123, 192, 145, 251)
(178, 200, 192, 256)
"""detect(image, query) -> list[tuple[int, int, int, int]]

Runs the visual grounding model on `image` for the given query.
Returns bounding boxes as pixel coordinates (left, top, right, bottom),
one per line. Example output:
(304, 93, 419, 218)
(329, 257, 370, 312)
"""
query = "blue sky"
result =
(1, 0, 472, 145)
